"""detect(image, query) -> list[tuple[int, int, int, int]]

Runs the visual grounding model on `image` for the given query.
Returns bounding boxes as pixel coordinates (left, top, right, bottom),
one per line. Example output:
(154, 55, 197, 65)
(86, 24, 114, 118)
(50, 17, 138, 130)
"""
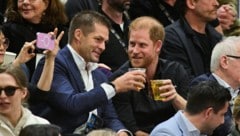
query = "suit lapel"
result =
(61, 47, 86, 92)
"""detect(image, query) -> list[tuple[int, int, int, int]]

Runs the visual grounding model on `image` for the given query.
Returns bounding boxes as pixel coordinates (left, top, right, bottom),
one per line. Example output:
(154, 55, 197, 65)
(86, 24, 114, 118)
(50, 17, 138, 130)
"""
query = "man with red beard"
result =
(160, 0, 222, 80)
(110, 16, 189, 136)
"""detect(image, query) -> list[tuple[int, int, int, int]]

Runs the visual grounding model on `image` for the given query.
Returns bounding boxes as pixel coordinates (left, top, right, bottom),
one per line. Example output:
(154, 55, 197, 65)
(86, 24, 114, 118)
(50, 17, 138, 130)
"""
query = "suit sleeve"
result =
(31, 57, 109, 115)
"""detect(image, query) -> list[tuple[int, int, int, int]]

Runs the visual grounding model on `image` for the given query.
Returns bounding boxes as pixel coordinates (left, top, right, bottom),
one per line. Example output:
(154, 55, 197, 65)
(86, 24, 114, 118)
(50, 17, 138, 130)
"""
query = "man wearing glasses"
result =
(191, 36, 240, 136)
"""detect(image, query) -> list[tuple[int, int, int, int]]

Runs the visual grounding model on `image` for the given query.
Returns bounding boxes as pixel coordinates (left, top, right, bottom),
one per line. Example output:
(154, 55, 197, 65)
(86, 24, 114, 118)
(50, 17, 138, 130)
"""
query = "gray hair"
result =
(211, 36, 240, 72)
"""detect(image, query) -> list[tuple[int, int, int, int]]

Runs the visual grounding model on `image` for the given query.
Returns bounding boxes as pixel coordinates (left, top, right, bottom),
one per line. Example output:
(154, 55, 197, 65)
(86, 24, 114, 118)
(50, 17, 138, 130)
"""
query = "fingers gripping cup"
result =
(150, 80, 165, 101)
(128, 68, 146, 90)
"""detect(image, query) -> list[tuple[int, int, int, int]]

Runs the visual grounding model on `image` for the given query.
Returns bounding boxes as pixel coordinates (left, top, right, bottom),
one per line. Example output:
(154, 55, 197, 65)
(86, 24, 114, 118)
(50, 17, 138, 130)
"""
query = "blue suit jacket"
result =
(150, 111, 199, 136)
(190, 73, 233, 136)
(31, 46, 125, 133)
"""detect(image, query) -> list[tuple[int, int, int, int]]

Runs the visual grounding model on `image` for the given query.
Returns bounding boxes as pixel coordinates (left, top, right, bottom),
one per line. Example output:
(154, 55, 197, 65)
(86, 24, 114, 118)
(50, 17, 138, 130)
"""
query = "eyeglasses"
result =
(226, 55, 240, 59)
(0, 38, 9, 49)
(0, 86, 20, 96)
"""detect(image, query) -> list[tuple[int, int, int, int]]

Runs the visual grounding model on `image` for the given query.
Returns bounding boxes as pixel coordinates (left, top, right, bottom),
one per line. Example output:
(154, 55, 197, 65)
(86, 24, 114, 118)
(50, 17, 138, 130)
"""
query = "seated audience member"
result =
(65, 0, 100, 20)
(87, 129, 117, 136)
(110, 16, 189, 135)
(218, 0, 240, 36)
(150, 81, 232, 136)
(31, 11, 146, 135)
(0, 26, 64, 103)
(191, 36, 240, 136)
(128, 0, 236, 35)
(0, 64, 50, 136)
(2, 0, 68, 78)
(0, 0, 7, 25)
(19, 124, 61, 136)
(229, 95, 240, 136)
(160, 0, 222, 79)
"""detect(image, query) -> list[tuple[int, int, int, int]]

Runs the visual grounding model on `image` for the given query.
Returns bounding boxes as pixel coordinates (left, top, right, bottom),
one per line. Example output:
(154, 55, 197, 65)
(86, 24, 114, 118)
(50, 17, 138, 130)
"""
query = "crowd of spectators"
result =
(0, 0, 240, 136)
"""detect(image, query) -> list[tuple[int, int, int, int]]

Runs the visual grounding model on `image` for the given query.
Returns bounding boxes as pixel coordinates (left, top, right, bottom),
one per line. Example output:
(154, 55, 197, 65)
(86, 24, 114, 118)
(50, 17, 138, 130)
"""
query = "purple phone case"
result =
(36, 32, 55, 50)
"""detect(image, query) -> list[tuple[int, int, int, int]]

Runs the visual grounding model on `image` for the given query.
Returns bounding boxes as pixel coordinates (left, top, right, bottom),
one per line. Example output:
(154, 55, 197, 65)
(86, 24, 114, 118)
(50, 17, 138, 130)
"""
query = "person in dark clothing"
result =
(2, 0, 68, 79)
(110, 16, 189, 135)
(0, 25, 64, 104)
(65, 0, 101, 20)
(128, 0, 178, 27)
(0, 0, 7, 25)
(160, 0, 222, 79)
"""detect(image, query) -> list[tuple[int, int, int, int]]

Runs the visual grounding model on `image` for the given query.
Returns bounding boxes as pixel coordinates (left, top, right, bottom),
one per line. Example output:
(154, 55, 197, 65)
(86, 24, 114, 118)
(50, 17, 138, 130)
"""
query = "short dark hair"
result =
(186, 81, 231, 114)
(68, 10, 111, 43)
(19, 124, 61, 136)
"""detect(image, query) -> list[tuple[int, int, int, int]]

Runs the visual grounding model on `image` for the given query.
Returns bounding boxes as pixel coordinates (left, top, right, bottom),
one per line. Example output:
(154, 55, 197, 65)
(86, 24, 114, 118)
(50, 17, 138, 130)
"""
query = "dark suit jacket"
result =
(31, 46, 125, 133)
(161, 17, 222, 79)
(191, 73, 233, 136)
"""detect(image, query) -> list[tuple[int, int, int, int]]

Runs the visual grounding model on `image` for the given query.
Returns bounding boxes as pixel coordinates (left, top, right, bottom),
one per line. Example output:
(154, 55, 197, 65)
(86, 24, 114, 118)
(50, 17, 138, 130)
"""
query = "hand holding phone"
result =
(36, 32, 55, 50)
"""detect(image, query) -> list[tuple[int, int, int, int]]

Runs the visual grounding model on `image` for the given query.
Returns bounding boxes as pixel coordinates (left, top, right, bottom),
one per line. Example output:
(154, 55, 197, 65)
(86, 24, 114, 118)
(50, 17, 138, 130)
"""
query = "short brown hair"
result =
(129, 16, 165, 42)
(68, 10, 111, 43)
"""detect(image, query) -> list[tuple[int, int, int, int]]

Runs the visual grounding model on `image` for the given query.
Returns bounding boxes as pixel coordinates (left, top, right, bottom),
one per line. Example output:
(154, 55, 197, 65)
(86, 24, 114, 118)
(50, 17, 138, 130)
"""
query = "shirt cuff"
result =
(101, 83, 116, 100)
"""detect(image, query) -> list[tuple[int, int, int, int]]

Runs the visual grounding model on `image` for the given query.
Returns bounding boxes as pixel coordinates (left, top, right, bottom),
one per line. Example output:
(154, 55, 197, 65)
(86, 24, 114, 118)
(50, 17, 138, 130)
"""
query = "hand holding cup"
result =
(150, 79, 177, 101)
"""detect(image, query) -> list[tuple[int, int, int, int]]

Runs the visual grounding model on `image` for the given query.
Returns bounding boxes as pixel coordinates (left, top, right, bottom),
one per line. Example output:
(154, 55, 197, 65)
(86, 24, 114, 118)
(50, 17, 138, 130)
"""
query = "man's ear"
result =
(155, 40, 162, 53)
(186, 0, 196, 9)
(220, 55, 229, 69)
(74, 29, 83, 41)
(204, 107, 214, 119)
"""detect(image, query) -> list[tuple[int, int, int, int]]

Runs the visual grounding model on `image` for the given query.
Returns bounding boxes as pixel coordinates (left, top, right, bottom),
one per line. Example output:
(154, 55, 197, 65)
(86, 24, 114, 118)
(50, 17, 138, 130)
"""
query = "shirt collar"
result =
(212, 73, 231, 89)
(179, 111, 206, 136)
(67, 44, 98, 71)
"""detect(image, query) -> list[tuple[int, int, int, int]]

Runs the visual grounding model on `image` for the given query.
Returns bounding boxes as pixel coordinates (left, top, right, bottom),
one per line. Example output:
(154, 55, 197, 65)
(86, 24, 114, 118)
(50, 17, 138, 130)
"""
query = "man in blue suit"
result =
(150, 81, 231, 136)
(190, 36, 240, 136)
(31, 11, 146, 135)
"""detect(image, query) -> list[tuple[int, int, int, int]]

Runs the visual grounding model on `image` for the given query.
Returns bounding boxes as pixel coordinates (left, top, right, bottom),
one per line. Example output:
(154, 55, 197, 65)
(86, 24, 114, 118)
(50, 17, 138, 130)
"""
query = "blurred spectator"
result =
(65, 0, 100, 20)
(0, 64, 49, 136)
(0, 0, 7, 24)
(218, 0, 240, 36)
(19, 124, 61, 136)
(160, 0, 222, 79)
(229, 95, 240, 136)
(0, 25, 64, 109)
(2, 0, 68, 79)
(128, 0, 178, 27)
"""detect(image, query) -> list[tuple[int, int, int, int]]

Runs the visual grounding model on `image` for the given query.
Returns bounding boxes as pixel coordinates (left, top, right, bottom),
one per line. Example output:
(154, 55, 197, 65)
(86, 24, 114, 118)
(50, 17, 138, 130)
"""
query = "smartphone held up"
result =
(36, 32, 55, 51)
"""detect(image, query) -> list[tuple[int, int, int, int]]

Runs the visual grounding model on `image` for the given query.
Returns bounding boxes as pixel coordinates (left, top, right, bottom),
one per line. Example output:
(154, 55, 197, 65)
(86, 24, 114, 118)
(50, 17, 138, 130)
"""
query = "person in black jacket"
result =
(160, 0, 222, 79)
(110, 16, 189, 136)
